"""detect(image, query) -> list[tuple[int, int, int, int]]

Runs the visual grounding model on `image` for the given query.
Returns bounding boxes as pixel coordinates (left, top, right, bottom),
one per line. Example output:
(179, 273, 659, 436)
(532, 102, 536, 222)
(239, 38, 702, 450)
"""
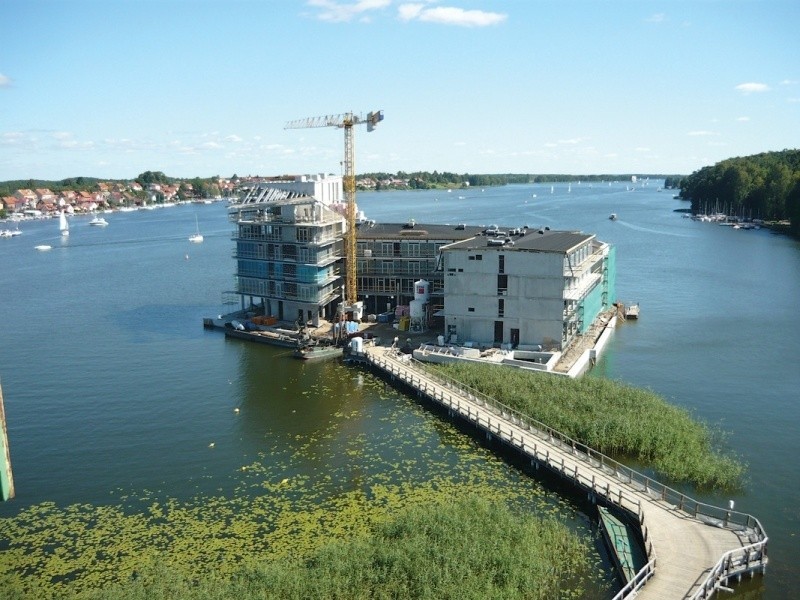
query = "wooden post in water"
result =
(0, 380, 15, 501)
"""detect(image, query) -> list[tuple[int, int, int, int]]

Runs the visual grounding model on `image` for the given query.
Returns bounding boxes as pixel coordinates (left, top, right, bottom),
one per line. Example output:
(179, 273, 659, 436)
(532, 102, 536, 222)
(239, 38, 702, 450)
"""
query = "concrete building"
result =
(226, 177, 615, 347)
(229, 177, 346, 327)
(440, 227, 616, 350)
(355, 221, 485, 318)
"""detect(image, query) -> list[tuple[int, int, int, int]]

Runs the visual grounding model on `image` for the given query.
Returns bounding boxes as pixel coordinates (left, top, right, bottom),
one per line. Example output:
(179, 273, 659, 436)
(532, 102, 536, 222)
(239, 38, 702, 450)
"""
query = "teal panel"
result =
(605, 245, 617, 307)
(580, 283, 604, 334)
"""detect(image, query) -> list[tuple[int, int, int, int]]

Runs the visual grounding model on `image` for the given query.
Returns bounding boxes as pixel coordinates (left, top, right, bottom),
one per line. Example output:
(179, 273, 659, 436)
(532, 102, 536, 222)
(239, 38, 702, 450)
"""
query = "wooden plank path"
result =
(360, 346, 768, 599)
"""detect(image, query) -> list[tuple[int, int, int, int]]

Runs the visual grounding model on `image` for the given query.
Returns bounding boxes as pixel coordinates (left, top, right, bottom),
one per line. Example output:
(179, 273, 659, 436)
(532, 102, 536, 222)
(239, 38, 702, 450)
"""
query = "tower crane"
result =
(284, 110, 384, 318)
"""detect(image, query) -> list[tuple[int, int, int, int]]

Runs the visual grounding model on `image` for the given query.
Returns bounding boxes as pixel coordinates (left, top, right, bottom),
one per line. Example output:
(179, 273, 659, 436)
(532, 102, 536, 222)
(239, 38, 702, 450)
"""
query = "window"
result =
(497, 274, 508, 295)
(499, 254, 505, 274)
(468, 307, 475, 312)
(498, 298, 504, 317)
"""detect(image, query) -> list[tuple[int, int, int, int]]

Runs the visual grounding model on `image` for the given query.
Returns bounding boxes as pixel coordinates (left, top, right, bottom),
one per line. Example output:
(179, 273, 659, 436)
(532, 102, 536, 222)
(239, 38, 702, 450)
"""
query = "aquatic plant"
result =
(0, 376, 608, 598)
(430, 362, 744, 489)
(82, 497, 593, 600)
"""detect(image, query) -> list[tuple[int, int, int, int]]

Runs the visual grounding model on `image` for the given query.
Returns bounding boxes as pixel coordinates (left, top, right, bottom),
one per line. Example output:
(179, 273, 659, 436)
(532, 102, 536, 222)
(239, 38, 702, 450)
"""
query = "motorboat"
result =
(89, 215, 109, 226)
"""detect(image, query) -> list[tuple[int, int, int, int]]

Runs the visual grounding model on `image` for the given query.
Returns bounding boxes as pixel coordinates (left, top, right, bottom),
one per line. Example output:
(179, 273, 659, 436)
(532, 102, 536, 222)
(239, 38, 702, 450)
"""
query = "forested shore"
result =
(678, 149, 800, 236)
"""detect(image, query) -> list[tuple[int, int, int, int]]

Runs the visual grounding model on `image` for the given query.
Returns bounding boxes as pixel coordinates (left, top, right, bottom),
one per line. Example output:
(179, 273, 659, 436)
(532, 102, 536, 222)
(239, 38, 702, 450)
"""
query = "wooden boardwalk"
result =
(359, 346, 768, 599)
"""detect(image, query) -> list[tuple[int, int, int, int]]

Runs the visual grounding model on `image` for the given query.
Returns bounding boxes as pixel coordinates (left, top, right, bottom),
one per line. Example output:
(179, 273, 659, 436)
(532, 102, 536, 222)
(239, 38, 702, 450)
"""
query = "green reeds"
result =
(84, 496, 592, 600)
(430, 363, 744, 489)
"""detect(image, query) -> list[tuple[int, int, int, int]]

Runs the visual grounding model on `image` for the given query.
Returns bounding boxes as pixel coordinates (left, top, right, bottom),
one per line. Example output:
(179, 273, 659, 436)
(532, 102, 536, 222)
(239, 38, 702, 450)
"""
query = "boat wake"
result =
(615, 221, 694, 238)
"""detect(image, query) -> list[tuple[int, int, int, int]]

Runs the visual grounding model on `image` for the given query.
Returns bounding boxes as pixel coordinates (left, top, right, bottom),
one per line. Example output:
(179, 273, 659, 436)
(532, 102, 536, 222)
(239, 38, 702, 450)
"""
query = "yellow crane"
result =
(284, 110, 384, 317)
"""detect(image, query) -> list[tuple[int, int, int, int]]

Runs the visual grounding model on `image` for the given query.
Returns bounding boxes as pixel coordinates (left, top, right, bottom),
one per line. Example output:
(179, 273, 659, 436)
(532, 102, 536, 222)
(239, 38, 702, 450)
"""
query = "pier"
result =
(357, 345, 768, 599)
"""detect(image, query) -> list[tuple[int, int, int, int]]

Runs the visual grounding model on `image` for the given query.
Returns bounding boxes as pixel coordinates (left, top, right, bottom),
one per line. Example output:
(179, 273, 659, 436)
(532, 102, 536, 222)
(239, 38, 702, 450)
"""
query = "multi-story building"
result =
(227, 176, 615, 347)
(440, 228, 615, 350)
(229, 176, 346, 327)
(355, 221, 485, 317)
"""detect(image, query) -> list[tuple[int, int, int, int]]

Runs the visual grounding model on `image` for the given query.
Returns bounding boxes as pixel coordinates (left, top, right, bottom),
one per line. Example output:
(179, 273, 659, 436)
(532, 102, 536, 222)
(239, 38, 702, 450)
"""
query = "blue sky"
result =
(1, 0, 798, 181)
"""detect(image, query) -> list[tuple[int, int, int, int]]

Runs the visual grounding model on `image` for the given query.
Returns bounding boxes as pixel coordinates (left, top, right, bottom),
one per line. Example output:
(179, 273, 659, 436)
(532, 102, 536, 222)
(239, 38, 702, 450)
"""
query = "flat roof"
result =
(356, 222, 486, 240)
(444, 229, 593, 253)
(357, 222, 594, 253)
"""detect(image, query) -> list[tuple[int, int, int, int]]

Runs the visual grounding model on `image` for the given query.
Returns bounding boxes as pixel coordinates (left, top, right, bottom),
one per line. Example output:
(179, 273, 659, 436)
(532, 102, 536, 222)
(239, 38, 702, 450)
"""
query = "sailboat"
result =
(189, 215, 204, 243)
(59, 211, 69, 236)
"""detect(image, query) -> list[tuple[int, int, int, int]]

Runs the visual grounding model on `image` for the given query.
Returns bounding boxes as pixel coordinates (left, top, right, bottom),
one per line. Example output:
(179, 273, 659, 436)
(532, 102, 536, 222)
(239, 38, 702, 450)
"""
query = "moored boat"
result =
(598, 505, 647, 586)
(293, 343, 343, 361)
(223, 326, 300, 348)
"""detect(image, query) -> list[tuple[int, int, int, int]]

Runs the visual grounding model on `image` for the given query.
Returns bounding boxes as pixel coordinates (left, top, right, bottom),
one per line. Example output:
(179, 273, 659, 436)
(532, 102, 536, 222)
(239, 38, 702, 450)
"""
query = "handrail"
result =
(687, 539, 769, 600)
(365, 348, 768, 600)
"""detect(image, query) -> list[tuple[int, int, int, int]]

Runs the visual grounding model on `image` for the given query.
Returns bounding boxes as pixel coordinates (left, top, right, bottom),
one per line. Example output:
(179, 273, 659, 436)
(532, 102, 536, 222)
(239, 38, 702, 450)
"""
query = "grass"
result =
(429, 362, 744, 489)
(5, 497, 593, 600)
(0, 371, 606, 599)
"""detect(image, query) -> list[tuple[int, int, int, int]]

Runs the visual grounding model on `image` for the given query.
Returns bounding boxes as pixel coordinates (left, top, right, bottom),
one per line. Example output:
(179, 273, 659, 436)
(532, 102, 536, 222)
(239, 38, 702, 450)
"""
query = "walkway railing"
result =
(364, 348, 767, 600)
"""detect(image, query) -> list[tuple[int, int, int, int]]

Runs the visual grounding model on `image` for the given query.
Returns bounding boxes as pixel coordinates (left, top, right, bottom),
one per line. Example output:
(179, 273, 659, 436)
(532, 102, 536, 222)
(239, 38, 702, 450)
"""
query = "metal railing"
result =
(364, 349, 767, 600)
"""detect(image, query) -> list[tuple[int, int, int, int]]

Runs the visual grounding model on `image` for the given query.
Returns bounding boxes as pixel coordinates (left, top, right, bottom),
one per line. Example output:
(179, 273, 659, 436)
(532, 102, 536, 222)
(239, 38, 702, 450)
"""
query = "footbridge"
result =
(358, 346, 768, 599)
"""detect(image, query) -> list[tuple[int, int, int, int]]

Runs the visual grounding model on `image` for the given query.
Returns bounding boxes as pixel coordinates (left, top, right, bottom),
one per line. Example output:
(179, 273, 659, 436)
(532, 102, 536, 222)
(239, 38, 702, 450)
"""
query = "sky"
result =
(1, 0, 798, 181)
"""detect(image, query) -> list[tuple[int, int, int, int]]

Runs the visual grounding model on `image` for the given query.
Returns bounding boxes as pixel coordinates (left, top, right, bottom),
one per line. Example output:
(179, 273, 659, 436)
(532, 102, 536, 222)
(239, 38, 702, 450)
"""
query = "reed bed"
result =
(83, 496, 592, 600)
(430, 363, 744, 489)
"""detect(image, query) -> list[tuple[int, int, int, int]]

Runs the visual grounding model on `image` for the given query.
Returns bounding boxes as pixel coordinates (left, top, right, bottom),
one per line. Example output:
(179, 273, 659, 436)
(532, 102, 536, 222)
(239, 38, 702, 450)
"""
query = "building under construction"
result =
(227, 176, 616, 351)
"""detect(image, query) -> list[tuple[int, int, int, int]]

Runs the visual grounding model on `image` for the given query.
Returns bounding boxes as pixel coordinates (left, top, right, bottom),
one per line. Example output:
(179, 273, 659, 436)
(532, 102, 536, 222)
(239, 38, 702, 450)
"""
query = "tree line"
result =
(679, 149, 800, 234)
(359, 171, 681, 190)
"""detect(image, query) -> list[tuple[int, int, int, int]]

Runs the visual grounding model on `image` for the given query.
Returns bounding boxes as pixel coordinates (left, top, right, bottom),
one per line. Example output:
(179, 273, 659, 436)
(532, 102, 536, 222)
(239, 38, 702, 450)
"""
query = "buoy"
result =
(234, 407, 240, 413)
(208, 442, 215, 448)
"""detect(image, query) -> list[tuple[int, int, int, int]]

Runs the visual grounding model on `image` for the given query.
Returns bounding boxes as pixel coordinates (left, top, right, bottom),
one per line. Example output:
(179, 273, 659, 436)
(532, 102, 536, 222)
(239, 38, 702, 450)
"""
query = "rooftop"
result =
(445, 228, 593, 253)
(356, 222, 485, 240)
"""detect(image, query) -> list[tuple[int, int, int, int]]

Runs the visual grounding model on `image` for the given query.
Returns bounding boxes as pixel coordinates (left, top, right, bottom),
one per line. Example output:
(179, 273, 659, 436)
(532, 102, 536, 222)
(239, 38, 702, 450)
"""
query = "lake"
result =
(0, 182, 797, 598)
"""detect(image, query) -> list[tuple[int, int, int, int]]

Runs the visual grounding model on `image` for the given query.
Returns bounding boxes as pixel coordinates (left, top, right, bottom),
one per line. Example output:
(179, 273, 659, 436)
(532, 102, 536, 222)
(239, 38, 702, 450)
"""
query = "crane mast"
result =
(285, 110, 384, 314)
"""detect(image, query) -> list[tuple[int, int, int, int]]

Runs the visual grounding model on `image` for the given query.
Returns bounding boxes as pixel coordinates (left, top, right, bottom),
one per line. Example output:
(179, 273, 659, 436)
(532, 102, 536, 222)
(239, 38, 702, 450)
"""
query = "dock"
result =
(356, 345, 767, 599)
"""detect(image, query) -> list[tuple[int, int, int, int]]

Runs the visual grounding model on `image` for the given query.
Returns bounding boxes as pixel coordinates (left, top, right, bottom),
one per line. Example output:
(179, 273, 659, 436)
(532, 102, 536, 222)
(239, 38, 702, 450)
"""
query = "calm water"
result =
(1, 184, 798, 598)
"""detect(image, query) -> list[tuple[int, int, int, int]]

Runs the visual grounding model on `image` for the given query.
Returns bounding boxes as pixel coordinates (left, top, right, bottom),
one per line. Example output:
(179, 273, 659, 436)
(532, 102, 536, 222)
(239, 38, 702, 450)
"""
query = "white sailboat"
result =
(59, 211, 69, 236)
(189, 215, 203, 243)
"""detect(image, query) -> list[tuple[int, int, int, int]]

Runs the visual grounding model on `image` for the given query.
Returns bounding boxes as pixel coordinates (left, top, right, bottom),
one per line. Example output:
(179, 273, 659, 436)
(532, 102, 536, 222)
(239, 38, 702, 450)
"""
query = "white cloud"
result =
(1, 132, 25, 144)
(635, 147, 651, 152)
(0, 73, 11, 87)
(398, 4, 507, 27)
(779, 79, 798, 85)
(687, 130, 718, 136)
(736, 116, 750, 122)
(398, 3, 423, 21)
(58, 139, 95, 150)
(735, 82, 770, 94)
(645, 13, 666, 23)
(307, 0, 391, 23)
(225, 134, 243, 143)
